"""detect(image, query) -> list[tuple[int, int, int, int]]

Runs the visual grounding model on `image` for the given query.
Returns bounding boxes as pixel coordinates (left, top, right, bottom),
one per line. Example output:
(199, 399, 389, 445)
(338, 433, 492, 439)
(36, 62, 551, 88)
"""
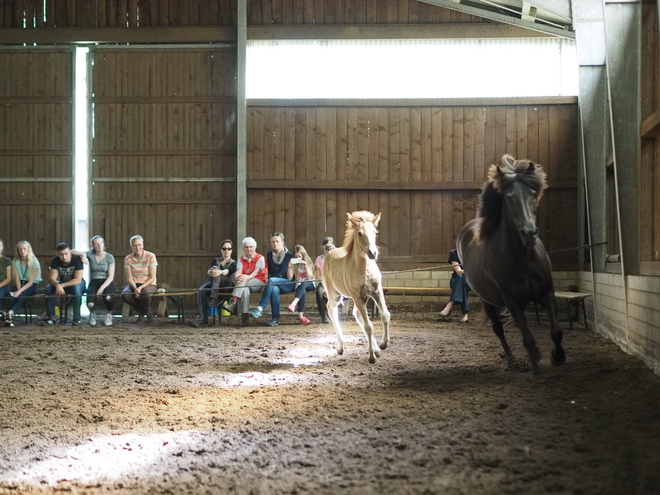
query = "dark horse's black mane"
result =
(477, 155, 548, 240)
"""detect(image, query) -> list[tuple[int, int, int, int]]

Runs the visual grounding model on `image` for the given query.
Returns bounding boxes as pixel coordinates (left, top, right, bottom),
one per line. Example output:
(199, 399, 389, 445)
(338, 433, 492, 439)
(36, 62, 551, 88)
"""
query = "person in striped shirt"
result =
(121, 235, 158, 323)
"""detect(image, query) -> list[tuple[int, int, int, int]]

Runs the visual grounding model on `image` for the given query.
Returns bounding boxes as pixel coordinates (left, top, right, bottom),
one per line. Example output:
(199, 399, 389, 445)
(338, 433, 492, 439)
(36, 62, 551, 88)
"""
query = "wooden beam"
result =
(247, 23, 557, 40)
(0, 26, 236, 44)
(248, 97, 578, 107)
(641, 111, 660, 139)
(247, 179, 577, 190)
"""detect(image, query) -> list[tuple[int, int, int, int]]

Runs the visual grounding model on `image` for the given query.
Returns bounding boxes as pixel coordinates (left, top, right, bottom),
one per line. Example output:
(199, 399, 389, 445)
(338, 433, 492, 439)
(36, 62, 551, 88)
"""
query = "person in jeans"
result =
(121, 235, 158, 323)
(79, 235, 116, 327)
(286, 244, 317, 325)
(0, 239, 12, 312)
(6, 241, 42, 327)
(250, 233, 294, 327)
(45, 242, 85, 326)
(438, 248, 470, 323)
(195, 239, 236, 326)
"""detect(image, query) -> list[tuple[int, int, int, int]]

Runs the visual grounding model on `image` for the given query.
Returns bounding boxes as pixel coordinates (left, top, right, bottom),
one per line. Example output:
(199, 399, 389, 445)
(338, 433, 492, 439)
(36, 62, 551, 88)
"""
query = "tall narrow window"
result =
(74, 47, 89, 251)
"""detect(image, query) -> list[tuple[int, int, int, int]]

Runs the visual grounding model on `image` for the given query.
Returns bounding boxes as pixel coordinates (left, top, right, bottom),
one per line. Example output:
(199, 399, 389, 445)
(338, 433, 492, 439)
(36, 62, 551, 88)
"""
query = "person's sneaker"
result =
(104, 314, 113, 326)
(4, 316, 14, 327)
(500, 307, 511, 317)
(251, 306, 264, 318)
(321, 314, 331, 324)
(299, 315, 310, 325)
(192, 317, 209, 328)
(267, 318, 279, 327)
(44, 317, 56, 326)
(89, 313, 97, 326)
(72, 318, 81, 326)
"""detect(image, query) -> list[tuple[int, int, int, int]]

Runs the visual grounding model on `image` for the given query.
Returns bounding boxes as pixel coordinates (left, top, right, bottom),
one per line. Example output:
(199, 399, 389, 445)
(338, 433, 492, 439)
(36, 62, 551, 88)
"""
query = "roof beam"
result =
(418, 0, 574, 38)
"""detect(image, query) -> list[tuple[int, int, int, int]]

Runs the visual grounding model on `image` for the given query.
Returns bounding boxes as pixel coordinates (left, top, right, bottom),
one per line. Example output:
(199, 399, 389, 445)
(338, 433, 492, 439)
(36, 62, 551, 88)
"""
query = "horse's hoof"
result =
(374, 349, 382, 358)
(379, 341, 388, 350)
(551, 349, 566, 366)
(369, 356, 376, 364)
(336, 347, 344, 356)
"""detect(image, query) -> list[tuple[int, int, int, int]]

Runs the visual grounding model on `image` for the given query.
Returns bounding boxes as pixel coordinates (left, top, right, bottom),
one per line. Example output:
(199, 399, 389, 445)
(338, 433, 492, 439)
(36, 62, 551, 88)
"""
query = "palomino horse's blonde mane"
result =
(341, 210, 380, 253)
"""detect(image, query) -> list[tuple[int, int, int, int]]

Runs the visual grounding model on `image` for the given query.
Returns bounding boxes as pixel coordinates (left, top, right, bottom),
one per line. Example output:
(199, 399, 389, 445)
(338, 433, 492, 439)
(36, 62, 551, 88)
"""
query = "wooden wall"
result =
(0, 0, 483, 28)
(641, 1, 660, 271)
(0, 49, 74, 269)
(246, 100, 579, 270)
(91, 47, 237, 289)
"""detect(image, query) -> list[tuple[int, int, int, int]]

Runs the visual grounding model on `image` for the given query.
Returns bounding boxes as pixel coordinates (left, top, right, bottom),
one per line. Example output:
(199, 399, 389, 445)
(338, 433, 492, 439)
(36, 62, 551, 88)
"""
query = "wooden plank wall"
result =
(0, 49, 74, 270)
(641, 1, 660, 270)
(0, 0, 237, 27)
(246, 0, 486, 24)
(246, 102, 579, 270)
(0, 0, 487, 29)
(91, 47, 237, 289)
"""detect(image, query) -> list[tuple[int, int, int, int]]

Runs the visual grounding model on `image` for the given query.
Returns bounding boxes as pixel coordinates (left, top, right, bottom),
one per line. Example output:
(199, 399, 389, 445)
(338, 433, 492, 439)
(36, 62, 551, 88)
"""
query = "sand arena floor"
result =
(1, 309, 660, 494)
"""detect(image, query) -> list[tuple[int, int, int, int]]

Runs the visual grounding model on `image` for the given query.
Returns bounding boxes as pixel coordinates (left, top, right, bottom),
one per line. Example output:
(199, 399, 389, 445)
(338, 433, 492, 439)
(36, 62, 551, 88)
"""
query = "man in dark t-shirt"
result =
(45, 242, 85, 326)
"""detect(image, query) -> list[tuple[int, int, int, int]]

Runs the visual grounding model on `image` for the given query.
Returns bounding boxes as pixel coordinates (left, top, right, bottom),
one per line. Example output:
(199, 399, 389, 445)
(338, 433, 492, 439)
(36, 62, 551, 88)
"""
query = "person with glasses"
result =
(195, 239, 237, 326)
(250, 232, 294, 327)
(222, 237, 267, 327)
(314, 236, 335, 324)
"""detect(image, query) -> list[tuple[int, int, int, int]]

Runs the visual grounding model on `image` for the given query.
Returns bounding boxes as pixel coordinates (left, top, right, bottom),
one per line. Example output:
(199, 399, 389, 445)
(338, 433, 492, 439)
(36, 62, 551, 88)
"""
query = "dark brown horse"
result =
(457, 154, 565, 375)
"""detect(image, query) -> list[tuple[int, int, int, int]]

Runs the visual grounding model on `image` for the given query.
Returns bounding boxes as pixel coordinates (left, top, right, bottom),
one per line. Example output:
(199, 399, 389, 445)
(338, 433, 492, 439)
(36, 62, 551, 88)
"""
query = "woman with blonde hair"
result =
(6, 241, 42, 327)
(286, 244, 317, 325)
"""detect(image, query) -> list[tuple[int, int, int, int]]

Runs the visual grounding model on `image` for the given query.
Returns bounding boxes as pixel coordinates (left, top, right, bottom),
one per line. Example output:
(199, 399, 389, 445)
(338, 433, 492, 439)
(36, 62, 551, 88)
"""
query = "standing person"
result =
(195, 239, 237, 326)
(45, 242, 85, 326)
(286, 245, 317, 325)
(82, 235, 116, 327)
(121, 235, 158, 323)
(6, 241, 42, 327)
(0, 239, 12, 311)
(439, 248, 470, 323)
(250, 232, 294, 326)
(221, 237, 267, 327)
(314, 236, 335, 324)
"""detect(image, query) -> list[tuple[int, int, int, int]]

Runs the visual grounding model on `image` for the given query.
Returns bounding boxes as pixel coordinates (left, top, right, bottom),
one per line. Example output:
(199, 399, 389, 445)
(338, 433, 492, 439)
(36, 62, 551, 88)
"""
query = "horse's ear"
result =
(373, 212, 381, 227)
(496, 166, 505, 178)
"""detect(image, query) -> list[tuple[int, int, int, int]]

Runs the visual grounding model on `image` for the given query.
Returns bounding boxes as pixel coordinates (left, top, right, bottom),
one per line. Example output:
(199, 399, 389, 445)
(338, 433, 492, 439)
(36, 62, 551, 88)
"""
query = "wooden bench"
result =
(554, 291, 591, 330)
(122, 288, 198, 324)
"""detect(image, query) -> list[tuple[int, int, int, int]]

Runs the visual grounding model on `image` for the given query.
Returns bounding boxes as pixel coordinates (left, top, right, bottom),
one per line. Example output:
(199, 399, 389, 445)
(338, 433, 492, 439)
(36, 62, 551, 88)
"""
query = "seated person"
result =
(78, 235, 116, 327)
(0, 238, 12, 310)
(196, 239, 237, 325)
(286, 245, 317, 325)
(222, 237, 267, 327)
(121, 235, 158, 323)
(314, 236, 335, 324)
(250, 232, 294, 327)
(45, 242, 85, 326)
(6, 241, 42, 328)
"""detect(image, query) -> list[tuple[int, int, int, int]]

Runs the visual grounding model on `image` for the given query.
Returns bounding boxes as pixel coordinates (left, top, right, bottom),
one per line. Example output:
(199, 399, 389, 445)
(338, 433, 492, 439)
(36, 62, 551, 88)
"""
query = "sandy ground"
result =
(1, 307, 660, 495)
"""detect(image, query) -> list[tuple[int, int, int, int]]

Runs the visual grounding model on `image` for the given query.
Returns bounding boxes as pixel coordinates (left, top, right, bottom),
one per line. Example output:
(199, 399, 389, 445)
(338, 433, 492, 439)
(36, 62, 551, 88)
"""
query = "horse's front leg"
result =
(508, 304, 542, 376)
(326, 295, 345, 356)
(352, 297, 379, 363)
(541, 291, 565, 366)
(371, 290, 391, 350)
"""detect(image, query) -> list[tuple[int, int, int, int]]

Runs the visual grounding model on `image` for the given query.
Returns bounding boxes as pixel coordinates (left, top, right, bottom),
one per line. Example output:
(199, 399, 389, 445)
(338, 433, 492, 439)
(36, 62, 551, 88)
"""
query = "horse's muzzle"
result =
(367, 247, 378, 260)
(521, 228, 539, 247)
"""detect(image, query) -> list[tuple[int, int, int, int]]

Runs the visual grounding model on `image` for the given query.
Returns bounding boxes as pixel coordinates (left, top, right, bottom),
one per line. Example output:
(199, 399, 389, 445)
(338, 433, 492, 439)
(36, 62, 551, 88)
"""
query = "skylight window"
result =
(247, 39, 578, 99)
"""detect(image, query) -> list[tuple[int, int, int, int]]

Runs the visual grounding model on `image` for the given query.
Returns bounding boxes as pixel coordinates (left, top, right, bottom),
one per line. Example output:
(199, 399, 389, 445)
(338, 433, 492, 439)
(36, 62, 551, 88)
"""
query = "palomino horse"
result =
(323, 211, 391, 364)
(457, 154, 565, 375)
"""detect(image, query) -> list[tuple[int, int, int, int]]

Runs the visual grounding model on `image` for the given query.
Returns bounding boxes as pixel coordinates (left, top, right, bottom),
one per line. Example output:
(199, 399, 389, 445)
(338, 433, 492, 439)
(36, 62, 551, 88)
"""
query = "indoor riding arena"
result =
(1, 2, 660, 495)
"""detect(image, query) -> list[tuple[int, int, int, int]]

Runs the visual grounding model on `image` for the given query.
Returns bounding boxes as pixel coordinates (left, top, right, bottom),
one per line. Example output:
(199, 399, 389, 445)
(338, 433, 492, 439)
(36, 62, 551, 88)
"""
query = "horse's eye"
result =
(358, 232, 364, 237)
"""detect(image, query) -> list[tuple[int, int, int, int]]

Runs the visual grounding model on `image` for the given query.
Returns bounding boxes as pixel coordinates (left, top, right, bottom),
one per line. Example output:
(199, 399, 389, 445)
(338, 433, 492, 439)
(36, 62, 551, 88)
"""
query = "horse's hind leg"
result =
(352, 298, 379, 363)
(483, 302, 514, 361)
(542, 292, 565, 366)
(371, 290, 391, 350)
(326, 295, 345, 356)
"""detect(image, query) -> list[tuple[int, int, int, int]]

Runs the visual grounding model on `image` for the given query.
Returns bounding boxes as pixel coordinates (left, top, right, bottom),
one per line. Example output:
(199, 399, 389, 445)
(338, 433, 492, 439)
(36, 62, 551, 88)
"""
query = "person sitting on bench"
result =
(45, 242, 85, 326)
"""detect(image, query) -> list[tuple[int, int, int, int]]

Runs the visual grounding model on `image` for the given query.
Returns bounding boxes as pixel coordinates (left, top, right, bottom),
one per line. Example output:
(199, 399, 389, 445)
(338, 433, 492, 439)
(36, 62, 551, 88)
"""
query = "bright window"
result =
(247, 39, 578, 98)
